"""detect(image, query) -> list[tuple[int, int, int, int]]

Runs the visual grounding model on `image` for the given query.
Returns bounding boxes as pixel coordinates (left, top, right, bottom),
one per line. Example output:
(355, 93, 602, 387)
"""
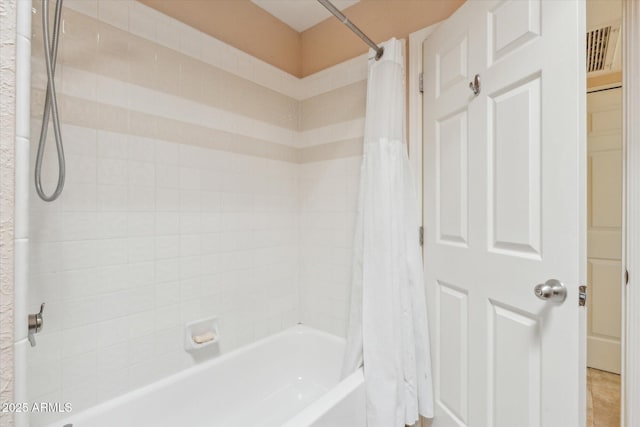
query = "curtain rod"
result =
(317, 0, 384, 60)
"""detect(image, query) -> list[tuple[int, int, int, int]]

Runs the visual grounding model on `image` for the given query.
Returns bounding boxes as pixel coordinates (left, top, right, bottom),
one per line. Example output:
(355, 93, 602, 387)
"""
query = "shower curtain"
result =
(342, 38, 433, 427)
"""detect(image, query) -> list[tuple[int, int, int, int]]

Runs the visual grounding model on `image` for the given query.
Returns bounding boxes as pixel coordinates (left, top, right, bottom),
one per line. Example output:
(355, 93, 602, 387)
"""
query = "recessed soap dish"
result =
(184, 317, 219, 352)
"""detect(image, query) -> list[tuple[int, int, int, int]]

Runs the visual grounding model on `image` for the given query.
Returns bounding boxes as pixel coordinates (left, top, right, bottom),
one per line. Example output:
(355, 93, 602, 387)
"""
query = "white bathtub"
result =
(49, 326, 365, 427)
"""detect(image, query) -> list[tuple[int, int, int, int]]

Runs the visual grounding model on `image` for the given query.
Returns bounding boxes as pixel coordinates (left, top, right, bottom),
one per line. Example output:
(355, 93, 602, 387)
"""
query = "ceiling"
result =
(251, 0, 359, 32)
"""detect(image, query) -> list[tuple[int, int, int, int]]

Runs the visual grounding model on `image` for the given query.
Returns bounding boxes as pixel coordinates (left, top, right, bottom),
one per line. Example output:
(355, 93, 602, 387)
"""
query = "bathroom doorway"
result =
(585, 0, 623, 425)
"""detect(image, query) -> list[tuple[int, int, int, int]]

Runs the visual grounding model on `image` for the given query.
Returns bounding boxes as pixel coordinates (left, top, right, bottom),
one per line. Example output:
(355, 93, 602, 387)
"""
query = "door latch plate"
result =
(578, 285, 587, 307)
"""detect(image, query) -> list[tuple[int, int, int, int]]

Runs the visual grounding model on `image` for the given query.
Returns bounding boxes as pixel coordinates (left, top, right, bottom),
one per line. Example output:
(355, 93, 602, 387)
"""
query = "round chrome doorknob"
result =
(534, 279, 567, 303)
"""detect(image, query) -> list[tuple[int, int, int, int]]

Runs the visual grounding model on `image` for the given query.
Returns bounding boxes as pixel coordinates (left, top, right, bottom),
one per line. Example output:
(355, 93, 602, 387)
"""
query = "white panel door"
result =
(423, 1, 586, 426)
(587, 87, 622, 374)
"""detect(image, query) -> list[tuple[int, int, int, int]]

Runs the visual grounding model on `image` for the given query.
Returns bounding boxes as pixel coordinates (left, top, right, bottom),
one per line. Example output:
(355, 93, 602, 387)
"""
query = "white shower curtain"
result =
(342, 38, 433, 427)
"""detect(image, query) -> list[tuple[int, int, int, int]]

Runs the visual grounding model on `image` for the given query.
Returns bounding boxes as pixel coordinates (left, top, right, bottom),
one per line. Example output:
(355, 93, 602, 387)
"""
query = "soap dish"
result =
(184, 317, 219, 352)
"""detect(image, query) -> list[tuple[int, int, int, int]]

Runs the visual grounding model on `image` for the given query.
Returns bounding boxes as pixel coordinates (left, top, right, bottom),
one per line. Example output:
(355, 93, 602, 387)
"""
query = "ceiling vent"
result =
(586, 23, 621, 75)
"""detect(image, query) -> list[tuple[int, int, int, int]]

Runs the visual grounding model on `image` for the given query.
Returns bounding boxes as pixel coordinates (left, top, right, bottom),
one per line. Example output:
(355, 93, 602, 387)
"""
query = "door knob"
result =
(534, 279, 567, 303)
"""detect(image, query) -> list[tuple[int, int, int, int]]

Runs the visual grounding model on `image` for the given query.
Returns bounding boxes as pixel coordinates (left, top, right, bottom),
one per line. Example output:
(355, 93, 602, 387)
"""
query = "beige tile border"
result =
(298, 138, 363, 163)
(63, 0, 304, 100)
(299, 80, 367, 131)
(32, 89, 300, 163)
(32, 6, 370, 164)
(34, 87, 363, 164)
(31, 6, 299, 131)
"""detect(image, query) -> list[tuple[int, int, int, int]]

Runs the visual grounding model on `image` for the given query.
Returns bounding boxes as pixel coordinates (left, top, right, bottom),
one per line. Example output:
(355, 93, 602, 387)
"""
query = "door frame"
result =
(409, 0, 640, 424)
(408, 23, 439, 215)
(622, 0, 640, 425)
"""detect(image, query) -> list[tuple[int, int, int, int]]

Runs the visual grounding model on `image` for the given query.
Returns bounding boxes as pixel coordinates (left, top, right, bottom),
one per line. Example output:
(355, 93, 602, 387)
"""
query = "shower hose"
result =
(35, 0, 65, 202)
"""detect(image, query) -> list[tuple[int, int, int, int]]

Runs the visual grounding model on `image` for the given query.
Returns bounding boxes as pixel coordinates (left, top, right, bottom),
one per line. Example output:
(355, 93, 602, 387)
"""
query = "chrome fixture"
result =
(469, 74, 481, 96)
(317, 0, 384, 61)
(579, 285, 587, 306)
(534, 279, 567, 303)
(35, 0, 66, 201)
(28, 303, 45, 347)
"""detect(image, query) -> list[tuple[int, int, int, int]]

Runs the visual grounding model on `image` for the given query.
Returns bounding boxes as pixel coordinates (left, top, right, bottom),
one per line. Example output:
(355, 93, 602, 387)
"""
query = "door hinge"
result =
(625, 269, 629, 285)
(419, 72, 424, 94)
(419, 226, 424, 246)
(578, 285, 587, 307)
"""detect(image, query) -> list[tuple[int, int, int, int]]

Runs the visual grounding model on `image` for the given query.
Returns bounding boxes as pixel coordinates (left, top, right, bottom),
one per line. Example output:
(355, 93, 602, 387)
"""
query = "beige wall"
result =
(588, 72, 622, 90)
(587, 88, 623, 374)
(139, 0, 464, 77)
(301, 0, 464, 76)
(138, 0, 303, 76)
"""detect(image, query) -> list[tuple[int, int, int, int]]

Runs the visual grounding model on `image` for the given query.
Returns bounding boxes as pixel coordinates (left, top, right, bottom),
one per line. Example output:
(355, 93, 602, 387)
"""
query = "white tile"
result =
(155, 212, 180, 235)
(62, 296, 99, 328)
(180, 235, 200, 257)
(154, 14, 182, 52)
(128, 2, 156, 41)
(179, 256, 200, 280)
(155, 141, 180, 166)
(94, 264, 129, 294)
(96, 317, 129, 348)
(128, 310, 156, 338)
(61, 351, 96, 388)
(156, 282, 180, 307)
(128, 237, 155, 263)
(155, 164, 180, 189)
(129, 161, 155, 187)
(60, 241, 97, 271)
(95, 238, 128, 266)
(96, 342, 128, 372)
(127, 212, 155, 236)
(179, 26, 202, 59)
(179, 167, 200, 190)
(62, 66, 97, 100)
(98, 130, 129, 159)
(27, 355, 61, 398)
(98, 158, 128, 186)
(128, 135, 155, 162)
(98, 185, 128, 212)
(64, 0, 98, 18)
(128, 333, 155, 364)
(128, 186, 156, 211)
(98, 0, 130, 31)
(154, 305, 181, 331)
(96, 212, 127, 239)
(155, 235, 179, 260)
(156, 188, 180, 212)
(62, 381, 98, 414)
(61, 124, 98, 156)
(180, 213, 200, 235)
(97, 75, 130, 108)
(127, 262, 155, 288)
(155, 258, 180, 283)
(96, 367, 129, 402)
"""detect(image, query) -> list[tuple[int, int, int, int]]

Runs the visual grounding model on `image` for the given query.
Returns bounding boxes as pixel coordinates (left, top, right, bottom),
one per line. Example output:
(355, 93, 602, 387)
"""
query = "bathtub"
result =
(48, 326, 365, 427)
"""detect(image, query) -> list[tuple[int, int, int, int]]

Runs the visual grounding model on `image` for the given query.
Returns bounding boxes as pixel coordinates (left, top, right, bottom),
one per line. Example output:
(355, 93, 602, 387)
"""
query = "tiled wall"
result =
(25, 0, 368, 425)
(298, 71, 367, 337)
(27, 3, 300, 425)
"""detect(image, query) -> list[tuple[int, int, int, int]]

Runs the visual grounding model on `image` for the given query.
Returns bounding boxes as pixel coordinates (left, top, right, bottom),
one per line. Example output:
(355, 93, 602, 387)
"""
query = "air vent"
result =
(586, 22, 621, 76)
(587, 26, 611, 73)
